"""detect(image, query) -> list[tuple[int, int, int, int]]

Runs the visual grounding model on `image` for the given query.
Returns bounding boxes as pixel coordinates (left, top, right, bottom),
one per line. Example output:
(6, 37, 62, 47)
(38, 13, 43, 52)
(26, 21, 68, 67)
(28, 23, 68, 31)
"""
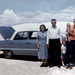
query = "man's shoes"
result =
(57, 65, 61, 68)
(66, 64, 70, 69)
(69, 63, 73, 69)
(69, 65, 73, 69)
(49, 64, 53, 68)
(66, 63, 73, 69)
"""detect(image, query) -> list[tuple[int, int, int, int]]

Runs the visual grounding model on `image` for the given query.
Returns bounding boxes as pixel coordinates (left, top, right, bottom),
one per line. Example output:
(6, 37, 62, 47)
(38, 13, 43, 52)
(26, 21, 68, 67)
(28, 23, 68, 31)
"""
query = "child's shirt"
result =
(66, 26, 71, 34)
(61, 44, 66, 54)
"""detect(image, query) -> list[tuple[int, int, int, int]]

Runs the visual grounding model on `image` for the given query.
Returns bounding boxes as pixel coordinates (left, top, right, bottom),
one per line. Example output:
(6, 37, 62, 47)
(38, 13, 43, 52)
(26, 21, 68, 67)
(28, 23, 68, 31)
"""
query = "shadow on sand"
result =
(0, 52, 40, 62)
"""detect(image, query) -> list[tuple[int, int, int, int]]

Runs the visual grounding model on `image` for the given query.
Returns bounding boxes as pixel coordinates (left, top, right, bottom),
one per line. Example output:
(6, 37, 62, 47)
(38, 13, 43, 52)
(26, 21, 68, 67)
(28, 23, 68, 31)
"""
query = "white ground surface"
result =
(0, 51, 75, 75)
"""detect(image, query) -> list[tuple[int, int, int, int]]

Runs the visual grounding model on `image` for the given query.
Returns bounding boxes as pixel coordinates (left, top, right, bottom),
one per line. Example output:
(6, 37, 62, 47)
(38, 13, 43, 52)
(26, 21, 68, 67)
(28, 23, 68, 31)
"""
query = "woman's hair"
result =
(39, 24, 46, 31)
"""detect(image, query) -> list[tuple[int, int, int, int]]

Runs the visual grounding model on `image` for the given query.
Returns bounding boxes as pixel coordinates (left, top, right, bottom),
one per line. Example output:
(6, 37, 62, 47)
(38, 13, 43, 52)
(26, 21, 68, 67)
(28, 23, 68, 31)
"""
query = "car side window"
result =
(29, 32, 37, 39)
(14, 32, 27, 40)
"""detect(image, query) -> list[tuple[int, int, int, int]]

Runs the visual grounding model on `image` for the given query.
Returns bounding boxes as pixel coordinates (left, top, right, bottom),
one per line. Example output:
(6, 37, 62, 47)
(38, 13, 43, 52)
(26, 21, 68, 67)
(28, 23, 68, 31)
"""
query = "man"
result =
(65, 19, 75, 69)
(47, 19, 62, 68)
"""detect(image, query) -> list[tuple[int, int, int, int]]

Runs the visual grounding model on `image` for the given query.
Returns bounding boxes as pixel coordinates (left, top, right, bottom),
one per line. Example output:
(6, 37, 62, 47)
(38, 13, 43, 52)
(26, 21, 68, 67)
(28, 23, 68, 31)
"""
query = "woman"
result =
(37, 24, 48, 67)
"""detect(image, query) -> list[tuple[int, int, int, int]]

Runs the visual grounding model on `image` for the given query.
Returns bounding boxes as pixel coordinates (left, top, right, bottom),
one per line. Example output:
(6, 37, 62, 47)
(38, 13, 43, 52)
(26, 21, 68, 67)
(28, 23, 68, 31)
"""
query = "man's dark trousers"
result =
(48, 38, 61, 66)
(65, 41, 75, 64)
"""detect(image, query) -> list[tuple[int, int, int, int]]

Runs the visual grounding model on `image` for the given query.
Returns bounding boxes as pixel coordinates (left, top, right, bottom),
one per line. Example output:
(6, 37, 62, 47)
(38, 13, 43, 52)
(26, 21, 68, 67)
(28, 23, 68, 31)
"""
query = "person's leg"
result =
(40, 59, 45, 67)
(70, 41, 75, 68)
(61, 59, 64, 64)
(44, 59, 48, 67)
(42, 59, 44, 64)
(55, 39, 61, 67)
(72, 41, 75, 65)
(61, 54, 65, 66)
(61, 58, 65, 66)
(65, 41, 71, 65)
(45, 59, 47, 64)
(48, 40, 54, 67)
(65, 41, 72, 69)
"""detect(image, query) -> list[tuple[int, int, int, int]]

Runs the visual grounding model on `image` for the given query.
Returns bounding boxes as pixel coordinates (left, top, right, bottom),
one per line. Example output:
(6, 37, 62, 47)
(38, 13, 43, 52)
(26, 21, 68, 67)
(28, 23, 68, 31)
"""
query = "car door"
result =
(26, 31, 38, 56)
(10, 31, 28, 55)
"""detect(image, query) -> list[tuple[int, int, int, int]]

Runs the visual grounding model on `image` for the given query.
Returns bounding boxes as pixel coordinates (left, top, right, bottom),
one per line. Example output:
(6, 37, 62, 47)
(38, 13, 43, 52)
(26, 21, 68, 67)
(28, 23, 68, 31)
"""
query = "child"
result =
(66, 23, 71, 41)
(61, 40, 66, 67)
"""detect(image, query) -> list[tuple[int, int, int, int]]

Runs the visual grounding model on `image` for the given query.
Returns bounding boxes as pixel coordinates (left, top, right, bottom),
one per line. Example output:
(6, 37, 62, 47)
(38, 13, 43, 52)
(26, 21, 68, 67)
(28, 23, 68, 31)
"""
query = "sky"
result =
(0, 0, 75, 26)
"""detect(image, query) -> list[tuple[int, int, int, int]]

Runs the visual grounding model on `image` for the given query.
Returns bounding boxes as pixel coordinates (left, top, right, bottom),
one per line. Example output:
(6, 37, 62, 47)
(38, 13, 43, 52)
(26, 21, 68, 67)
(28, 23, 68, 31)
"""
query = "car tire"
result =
(3, 50, 13, 59)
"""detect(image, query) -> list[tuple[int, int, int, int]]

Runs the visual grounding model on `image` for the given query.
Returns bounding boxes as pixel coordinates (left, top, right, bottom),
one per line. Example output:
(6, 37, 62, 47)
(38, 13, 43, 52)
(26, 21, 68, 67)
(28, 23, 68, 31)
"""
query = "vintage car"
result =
(0, 27, 38, 58)
(0, 22, 67, 59)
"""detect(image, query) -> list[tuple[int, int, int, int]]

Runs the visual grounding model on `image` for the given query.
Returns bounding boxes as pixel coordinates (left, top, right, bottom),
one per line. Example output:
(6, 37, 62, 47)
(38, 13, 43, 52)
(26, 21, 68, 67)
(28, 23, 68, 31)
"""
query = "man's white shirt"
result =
(47, 26, 62, 44)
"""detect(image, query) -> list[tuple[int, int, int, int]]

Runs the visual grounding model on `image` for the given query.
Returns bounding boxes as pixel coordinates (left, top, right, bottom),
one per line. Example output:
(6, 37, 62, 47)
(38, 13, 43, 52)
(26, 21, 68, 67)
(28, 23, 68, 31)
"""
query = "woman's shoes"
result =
(40, 63, 48, 67)
(44, 64, 48, 67)
(40, 64, 45, 67)
(57, 65, 61, 68)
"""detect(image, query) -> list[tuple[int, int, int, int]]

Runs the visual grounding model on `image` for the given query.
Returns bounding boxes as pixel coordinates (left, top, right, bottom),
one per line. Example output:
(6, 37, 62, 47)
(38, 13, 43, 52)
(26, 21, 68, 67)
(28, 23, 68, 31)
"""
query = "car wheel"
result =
(3, 50, 13, 59)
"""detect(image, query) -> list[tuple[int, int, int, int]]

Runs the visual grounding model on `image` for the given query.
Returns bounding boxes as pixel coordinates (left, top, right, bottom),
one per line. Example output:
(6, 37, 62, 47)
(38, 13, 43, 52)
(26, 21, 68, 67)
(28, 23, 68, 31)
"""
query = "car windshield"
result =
(31, 32, 37, 37)
(29, 32, 38, 39)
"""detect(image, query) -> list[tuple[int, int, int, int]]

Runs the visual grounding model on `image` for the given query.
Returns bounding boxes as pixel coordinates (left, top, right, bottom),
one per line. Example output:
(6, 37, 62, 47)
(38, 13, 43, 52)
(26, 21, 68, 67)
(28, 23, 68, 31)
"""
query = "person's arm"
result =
(61, 45, 64, 51)
(37, 32, 40, 49)
(58, 28, 62, 44)
(69, 31, 75, 36)
(61, 48, 64, 51)
(47, 30, 49, 48)
(47, 44, 49, 49)
(66, 28, 70, 32)
(37, 39, 39, 49)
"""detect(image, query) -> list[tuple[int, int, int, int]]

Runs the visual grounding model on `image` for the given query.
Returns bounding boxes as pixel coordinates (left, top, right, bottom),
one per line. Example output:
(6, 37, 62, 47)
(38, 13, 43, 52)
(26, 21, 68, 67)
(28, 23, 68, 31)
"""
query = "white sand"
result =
(0, 51, 75, 75)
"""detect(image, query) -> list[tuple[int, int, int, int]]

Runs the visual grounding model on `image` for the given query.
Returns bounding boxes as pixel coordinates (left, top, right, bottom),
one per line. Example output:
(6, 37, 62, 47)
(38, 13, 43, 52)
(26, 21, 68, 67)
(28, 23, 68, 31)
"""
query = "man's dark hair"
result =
(73, 19, 75, 23)
(73, 19, 75, 21)
(74, 19, 75, 20)
(51, 19, 56, 22)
